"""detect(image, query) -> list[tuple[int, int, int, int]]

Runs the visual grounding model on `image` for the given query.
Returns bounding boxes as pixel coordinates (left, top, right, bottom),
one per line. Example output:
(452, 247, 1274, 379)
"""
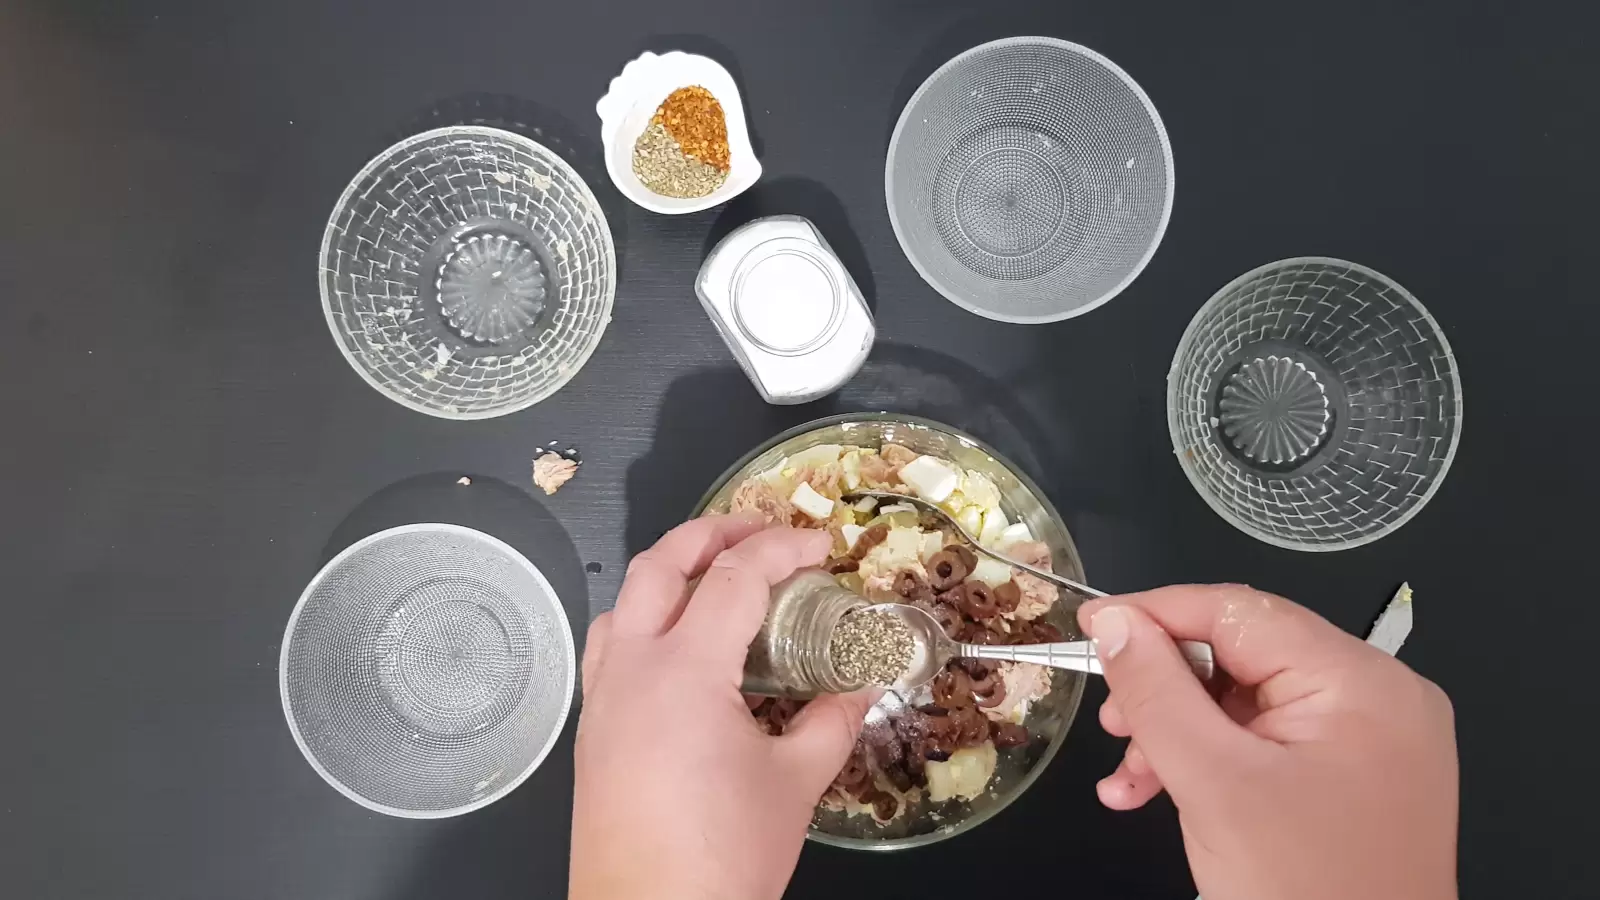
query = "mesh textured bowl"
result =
(886, 37, 1174, 323)
(1168, 258, 1464, 551)
(320, 126, 615, 419)
(280, 524, 576, 817)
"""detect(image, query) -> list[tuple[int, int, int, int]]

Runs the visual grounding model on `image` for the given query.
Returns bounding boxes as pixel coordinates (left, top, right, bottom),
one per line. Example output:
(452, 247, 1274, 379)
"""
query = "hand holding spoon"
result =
(863, 602, 1216, 691)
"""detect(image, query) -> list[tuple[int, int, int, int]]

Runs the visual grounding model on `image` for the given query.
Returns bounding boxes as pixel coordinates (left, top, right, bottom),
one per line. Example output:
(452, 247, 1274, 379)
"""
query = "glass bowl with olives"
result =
(695, 412, 1089, 850)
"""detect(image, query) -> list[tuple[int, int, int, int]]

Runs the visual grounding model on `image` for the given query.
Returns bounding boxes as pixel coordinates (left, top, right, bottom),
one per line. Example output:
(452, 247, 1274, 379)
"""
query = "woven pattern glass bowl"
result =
(320, 126, 615, 419)
(886, 37, 1174, 323)
(1168, 258, 1464, 550)
(695, 413, 1088, 849)
(279, 524, 576, 818)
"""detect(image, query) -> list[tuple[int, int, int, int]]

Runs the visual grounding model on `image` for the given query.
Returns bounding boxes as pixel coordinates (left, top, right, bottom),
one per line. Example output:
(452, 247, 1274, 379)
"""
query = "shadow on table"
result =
(384, 725, 577, 900)
(703, 175, 878, 315)
(821, 340, 1060, 490)
(622, 367, 801, 558)
(391, 92, 631, 278)
(621, 341, 1063, 559)
(320, 472, 589, 655)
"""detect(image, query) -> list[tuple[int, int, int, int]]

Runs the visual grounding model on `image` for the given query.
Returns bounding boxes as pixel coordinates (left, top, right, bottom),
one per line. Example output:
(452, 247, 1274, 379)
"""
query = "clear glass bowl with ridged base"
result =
(1167, 258, 1464, 551)
(886, 37, 1174, 323)
(320, 126, 615, 419)
(279, 524, 576, 817)
(695, 413, 1088, 849)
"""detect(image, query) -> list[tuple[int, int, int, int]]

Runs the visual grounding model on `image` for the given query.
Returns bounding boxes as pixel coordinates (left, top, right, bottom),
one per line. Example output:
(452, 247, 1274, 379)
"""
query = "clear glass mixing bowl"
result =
(1167, 257, 1464, 550)
(319, 126, 615, 419)
(886, 37, 1174, 323)
(694, 413, 1088, 849)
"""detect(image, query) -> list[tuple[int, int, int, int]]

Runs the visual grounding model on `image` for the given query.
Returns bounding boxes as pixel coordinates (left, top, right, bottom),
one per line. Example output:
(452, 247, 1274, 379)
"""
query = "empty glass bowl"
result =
(320, 126, 615, 419)
(695, 413, 1088, 849)
(886, 37, 1174, 323)
(279, 524, 576, 817)
(1167, 258, 1464, 551)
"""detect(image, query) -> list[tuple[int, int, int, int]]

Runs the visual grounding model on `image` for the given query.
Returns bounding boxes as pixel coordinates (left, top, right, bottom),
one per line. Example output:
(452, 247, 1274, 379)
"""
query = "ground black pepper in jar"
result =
(741, 568, 869, 698)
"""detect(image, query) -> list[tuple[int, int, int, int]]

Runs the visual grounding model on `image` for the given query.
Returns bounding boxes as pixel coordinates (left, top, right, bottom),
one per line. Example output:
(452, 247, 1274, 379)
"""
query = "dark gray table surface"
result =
(1, 1, 1592, 897)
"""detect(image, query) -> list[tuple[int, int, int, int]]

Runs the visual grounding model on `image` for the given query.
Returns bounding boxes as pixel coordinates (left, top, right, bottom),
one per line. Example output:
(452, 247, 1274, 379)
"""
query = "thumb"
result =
(1088, 605, 1258, 796)
(777, 689, 879, 790)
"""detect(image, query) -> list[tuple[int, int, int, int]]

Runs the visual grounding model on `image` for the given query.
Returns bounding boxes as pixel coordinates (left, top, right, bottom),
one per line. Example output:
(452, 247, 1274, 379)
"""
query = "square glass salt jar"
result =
(695, 215, 875, 404)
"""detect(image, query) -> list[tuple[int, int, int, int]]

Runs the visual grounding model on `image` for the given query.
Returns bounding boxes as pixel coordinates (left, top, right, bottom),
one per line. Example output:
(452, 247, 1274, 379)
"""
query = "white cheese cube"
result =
(968, 557, 1015, 588)
(996, 522, 1034, 548)
(978, 507, 1009, 546)
(924, 742, 998, 802)
(840, 450, 862, 490)
(788, 444, 844, 470)
(841, 523, 866, 551)
(955, 505, 984, 536)
(899, 456, 960, 503)
(960, 471, 1002, 511)
(881, 526, 923, 562)
(789, 482, 836, 520)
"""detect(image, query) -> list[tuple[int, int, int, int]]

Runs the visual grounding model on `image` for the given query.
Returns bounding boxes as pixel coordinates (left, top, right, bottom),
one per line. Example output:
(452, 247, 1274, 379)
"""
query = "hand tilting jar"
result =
(741, 569, 870, 698)
(743, 568, 1213, 700)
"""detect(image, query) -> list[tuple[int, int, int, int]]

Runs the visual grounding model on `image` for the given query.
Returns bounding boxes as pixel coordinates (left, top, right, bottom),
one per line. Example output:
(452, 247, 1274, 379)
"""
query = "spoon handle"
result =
(960, 639, 1216, 681)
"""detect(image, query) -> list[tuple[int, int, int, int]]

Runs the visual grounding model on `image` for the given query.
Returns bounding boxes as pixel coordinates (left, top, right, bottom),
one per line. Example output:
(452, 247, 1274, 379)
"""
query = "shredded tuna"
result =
(729, 477, 794, 525)
(880, 443, 919, 467)
(532, 452, 578, 495)
(1007, 540, 1060, 620)
(857, 453, 898, 488)
(981, 662, 1053, 724)
(799, 464, 844, 498)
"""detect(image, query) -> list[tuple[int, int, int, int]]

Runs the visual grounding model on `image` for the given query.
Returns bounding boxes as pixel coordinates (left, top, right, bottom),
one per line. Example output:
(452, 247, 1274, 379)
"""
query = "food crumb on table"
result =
(533, 452, 578, 495)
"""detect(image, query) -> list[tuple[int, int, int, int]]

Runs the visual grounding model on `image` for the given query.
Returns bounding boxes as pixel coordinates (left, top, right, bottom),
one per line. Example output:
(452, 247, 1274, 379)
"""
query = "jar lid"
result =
(694, 215, 875, 405)
(732, 237, 844, 355)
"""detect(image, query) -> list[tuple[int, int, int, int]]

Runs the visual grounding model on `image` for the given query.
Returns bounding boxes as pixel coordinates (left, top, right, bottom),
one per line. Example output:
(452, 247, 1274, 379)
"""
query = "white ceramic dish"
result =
(596, 51, 762, 214)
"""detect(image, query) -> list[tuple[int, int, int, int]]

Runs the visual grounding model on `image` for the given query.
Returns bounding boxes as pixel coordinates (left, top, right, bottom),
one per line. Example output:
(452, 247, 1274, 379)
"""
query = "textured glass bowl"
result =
(886, 37, 1174, 323)
(1168, 258, 1464, 550)
(320, 126, 615, 419)
(694, 413, 1088, 849)
(279, 524, 577, 818)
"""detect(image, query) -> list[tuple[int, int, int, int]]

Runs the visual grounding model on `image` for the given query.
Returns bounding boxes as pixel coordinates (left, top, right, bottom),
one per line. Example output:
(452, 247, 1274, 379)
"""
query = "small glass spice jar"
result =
(741, 568, 869, 698)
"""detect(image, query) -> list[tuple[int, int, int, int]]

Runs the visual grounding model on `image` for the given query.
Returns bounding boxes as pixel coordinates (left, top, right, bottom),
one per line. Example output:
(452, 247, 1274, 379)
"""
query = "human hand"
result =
(570, 515, 878, 900)
(1078, 586, 1458, 900)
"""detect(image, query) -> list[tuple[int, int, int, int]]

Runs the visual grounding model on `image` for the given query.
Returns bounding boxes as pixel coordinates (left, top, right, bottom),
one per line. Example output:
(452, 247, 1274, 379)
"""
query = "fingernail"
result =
(1090, 606, 1130, 660)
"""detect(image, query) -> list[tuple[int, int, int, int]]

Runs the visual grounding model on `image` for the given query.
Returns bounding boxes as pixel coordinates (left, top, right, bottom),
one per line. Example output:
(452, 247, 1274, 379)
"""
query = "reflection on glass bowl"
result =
(693, 413, 1088, 850)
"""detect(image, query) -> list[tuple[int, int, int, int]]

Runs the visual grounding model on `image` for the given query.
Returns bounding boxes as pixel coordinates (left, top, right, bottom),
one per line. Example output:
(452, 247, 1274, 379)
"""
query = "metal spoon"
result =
(864, 602, 1216, 690)
(842, 490, 1107, 598)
